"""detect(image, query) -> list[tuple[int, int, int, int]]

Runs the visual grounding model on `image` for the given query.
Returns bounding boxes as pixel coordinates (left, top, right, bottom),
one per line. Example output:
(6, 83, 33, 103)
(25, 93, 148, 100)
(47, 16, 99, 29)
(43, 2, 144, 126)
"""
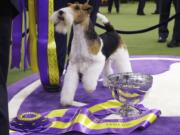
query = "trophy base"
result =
(116, 105, 143, 118)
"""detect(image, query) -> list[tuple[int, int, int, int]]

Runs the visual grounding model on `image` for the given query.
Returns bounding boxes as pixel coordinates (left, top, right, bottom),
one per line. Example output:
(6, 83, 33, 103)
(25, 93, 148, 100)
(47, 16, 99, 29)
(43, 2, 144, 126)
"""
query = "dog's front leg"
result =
(82, 60, 105, 93)
(102, 59, 113, 87)
(60, 64, 79, 106)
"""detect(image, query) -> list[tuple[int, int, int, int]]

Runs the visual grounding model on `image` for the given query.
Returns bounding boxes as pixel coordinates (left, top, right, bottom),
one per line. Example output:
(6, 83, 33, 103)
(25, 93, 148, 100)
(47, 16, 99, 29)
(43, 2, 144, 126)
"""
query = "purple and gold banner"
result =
(9, 130, 23, 135)
(36, 0, 49, 85)
(11, 12, 22, 68)
(28, 0, 38, 72)
(11, 0, 29, 70)
(11, 0, 60, 88)
(10, 100, 161, 134)
(36, 0, 60, 87)
(22, 0, 29, 70)
(47, 0, 60, 85)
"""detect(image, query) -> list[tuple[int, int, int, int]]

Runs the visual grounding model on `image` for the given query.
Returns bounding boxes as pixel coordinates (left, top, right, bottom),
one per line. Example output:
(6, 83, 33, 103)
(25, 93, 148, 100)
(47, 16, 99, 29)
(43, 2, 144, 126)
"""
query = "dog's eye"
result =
(74, 5, 80, 10)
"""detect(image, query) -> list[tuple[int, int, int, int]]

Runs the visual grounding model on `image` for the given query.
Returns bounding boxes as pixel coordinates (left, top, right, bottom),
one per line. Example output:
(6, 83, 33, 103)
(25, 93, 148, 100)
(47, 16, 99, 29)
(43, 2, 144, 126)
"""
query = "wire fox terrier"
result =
(51, 3, 132, 106)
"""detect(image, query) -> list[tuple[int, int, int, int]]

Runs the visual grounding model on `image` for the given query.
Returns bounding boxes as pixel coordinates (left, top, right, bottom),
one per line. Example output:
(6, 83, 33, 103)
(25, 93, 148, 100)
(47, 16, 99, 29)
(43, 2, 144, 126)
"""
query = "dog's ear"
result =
(74, 1, 79, 4)
(67, 3, 73, 6)
(82, 3, 93, 14)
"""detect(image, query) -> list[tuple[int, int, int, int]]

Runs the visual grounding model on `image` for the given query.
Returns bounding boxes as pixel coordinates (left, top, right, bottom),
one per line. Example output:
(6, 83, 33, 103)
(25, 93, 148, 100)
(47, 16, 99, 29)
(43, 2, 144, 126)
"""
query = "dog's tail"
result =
(97, 13, 115, 32)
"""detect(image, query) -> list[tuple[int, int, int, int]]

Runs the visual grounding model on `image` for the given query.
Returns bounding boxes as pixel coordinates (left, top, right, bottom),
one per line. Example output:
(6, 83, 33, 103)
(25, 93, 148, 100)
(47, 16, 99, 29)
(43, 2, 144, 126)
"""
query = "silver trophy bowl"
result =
(107, 72, 153, 118)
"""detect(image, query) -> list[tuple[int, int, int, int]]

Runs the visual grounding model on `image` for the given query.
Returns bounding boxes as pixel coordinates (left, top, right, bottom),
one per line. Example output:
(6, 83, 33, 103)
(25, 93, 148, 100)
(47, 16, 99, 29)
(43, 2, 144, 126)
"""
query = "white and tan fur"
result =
(51, 3, 132, 106)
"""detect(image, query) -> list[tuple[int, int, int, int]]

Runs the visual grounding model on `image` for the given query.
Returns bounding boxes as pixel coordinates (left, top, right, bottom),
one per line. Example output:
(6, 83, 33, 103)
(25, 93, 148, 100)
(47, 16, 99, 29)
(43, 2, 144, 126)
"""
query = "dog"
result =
(51, 3, 132, 106)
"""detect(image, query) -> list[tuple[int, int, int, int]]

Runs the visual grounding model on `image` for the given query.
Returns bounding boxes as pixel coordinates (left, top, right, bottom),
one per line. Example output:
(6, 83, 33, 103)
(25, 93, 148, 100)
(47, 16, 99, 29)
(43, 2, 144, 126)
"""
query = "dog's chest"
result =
(70, 25, 91, 62)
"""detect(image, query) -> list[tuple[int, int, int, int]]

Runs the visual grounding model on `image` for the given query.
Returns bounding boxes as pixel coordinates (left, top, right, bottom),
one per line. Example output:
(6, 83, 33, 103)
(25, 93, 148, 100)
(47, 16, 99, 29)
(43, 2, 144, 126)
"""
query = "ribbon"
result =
(10, 100, 161, 134)
(28, 0, 38, 72)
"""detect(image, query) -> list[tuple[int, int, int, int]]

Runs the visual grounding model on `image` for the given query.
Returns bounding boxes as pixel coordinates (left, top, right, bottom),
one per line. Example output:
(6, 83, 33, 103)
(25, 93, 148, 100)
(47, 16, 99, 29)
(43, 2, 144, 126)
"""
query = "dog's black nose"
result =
(58, 10, 64, 16)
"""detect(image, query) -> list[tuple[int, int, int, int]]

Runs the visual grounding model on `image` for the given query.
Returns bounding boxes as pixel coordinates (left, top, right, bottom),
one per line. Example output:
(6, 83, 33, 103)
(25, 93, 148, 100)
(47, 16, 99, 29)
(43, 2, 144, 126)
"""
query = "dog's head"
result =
(50, 3, 92, 34)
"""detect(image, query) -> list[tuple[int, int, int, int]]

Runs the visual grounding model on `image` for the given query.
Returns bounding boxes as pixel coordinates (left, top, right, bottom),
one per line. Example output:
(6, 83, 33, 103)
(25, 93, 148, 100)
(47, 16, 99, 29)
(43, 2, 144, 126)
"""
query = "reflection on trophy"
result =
(107, 72, 153, 118)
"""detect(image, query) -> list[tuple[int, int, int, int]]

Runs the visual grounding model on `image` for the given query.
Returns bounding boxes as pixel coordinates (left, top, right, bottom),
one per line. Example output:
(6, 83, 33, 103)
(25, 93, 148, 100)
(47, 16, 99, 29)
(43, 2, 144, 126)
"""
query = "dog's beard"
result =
(55, 15, 73, 34)
(50, 9, 74, 34)
(55, 21, 69, 34)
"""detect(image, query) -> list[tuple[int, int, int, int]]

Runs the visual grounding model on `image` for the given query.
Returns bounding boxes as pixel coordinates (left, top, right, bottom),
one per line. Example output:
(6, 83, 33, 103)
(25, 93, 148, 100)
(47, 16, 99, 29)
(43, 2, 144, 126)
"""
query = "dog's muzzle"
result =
(59, 10, 64, 16)
(54, 10, 65, 26)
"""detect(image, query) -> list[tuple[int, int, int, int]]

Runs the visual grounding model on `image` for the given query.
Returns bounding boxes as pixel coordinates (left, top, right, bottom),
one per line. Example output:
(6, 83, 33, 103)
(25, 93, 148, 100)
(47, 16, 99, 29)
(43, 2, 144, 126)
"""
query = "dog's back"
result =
(97, 13, 123, 59)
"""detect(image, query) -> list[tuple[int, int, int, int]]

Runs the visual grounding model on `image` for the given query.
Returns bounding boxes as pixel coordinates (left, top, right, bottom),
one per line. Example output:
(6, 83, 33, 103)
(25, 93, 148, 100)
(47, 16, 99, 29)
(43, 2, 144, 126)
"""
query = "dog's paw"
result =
(84, 84, 96, 93)
(83, 79, 97, 93)
(102, 78, 109, 87)
(60, 97, 73, 106)
(86, 88, 95, 93)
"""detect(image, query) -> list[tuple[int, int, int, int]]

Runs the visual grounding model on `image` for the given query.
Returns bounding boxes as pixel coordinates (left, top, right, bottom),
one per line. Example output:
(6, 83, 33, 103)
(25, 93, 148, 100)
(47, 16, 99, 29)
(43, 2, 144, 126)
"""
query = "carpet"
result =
(8, 55, 180, 135)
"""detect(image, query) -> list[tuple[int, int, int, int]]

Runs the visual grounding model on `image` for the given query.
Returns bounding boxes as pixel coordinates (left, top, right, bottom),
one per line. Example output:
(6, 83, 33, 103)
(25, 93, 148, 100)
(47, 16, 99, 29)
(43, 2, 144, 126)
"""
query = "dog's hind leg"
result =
(60, 64, 79, 106)
(82, 61, 105, 93)
(111, 48, 132, 73)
